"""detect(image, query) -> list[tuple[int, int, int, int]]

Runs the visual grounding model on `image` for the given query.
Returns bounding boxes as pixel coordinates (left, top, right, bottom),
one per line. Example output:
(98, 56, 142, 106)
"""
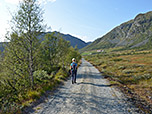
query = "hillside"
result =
(0, 42, 8, 52)
(81, 11, 152, 52)
(38, 31, 91, 49)
(55, 32, 91, 49)
(0, 32, 91, 52)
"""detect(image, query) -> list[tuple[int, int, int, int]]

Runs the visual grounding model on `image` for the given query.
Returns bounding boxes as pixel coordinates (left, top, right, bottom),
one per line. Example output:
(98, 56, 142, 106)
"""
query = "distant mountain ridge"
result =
(38, 31, 91, 49)
(81, 11, 152, 52)
(54, 31, 91, 49)
(0, 31, 91, 51)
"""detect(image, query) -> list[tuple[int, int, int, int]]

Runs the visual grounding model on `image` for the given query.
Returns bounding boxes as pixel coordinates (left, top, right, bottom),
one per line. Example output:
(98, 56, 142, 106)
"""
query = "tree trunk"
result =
(29, 39, 34, 89)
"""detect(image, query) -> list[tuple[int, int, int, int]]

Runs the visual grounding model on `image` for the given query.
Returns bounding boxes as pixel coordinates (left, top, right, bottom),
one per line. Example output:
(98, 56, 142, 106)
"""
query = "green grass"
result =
(81, 50, 100, 56)
(84, 49, 152, 111)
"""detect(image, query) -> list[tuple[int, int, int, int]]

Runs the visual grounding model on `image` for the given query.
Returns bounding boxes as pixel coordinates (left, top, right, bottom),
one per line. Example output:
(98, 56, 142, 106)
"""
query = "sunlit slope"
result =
(81, 11, 152, 52)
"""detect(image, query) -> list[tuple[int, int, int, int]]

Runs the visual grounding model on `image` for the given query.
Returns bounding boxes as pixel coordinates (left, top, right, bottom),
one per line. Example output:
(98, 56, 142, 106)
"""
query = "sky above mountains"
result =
(0, 0, 152, 42)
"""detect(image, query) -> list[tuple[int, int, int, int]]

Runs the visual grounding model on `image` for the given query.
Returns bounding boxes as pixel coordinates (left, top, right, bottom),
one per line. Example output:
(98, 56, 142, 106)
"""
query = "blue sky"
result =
(0, 0, 152, 42)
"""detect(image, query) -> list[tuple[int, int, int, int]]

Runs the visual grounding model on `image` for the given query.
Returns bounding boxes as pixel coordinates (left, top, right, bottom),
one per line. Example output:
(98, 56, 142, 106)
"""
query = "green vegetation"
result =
(0, 0, 81, 113)
(84, 49, 152, 113)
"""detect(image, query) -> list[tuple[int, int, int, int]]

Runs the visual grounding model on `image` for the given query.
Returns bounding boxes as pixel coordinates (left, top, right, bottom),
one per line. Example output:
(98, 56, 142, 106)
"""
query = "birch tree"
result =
(5, 0, 45, 89)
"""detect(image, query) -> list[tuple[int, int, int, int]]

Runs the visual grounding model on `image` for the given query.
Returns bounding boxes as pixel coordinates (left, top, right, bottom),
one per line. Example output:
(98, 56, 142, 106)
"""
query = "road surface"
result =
(30, 59, 140, 114)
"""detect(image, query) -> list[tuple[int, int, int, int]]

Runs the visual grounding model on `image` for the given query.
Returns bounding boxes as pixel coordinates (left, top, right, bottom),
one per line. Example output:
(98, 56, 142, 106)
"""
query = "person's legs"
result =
(74, 71, 77, 83)
(71, 71, 74, 84)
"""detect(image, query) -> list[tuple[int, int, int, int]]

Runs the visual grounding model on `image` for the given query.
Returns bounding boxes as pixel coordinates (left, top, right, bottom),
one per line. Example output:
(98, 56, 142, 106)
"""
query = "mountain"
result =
(81, 11, 152, 52)
(38, 31, 91, 49)
(0, 32, 91, 52)
(54, 31, 91, 49)
(0, 42, 8, 52)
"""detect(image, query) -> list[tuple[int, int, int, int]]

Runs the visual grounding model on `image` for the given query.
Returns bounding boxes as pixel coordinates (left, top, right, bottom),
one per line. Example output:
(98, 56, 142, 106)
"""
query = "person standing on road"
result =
(70, 58, 77, 84)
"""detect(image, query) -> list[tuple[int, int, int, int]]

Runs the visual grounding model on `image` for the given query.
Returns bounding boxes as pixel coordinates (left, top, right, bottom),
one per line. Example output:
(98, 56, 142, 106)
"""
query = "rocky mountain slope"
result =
(81, 11, 152, 52)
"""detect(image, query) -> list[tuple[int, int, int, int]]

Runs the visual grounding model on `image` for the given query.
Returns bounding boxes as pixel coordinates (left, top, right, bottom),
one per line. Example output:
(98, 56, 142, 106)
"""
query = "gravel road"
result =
(31, 58, 141, 114)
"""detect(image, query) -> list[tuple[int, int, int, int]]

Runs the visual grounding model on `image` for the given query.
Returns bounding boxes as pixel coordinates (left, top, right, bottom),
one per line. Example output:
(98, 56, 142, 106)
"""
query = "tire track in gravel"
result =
(31, 58, 142, 114)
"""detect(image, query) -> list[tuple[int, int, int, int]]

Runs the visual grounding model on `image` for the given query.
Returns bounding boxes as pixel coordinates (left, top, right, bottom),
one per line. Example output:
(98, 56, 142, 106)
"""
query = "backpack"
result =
(71, 63, 77, 72)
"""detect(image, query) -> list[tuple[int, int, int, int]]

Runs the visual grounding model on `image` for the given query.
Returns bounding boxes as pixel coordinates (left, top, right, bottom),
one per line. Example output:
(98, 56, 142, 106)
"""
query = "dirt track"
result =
(30, 58, 141, 114)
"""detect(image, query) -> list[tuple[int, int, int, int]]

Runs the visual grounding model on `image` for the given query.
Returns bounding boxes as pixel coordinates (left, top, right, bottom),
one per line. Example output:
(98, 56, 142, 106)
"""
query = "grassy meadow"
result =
(84, 49, 152, 112)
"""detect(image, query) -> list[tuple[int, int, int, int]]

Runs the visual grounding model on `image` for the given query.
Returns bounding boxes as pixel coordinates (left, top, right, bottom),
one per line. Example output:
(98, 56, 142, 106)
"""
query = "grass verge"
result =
(84, 49, 152, 113)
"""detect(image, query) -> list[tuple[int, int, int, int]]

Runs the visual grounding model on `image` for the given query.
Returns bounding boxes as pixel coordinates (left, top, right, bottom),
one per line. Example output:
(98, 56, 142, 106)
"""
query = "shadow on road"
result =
(77, 82, 112, 87)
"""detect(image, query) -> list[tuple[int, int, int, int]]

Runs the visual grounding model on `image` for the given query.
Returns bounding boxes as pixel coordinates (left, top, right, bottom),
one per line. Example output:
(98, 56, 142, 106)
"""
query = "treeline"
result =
(0, 0, 81, 113)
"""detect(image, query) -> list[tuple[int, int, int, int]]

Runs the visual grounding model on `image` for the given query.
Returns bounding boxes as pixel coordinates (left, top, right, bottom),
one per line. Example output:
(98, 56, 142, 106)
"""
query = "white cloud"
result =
(0, 22, 9, 42)
(38, 0, 56, 4)
(5, 0, 22, 4)
(48, 0, 56, 2)
(70, 33, 89, 42)
(4, 0, 56, 5)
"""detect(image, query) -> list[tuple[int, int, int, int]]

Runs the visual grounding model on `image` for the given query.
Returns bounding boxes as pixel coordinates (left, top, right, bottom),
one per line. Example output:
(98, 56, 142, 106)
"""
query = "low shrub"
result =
(54, 68, 68, 81)
(27, 90, 40, 100)
(118, 66, 126, 70)
(133, 74, 152, 82)
(122, 69, 137, 74)
(33, 70, 52, 83)
(112, 58, 123, 62)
